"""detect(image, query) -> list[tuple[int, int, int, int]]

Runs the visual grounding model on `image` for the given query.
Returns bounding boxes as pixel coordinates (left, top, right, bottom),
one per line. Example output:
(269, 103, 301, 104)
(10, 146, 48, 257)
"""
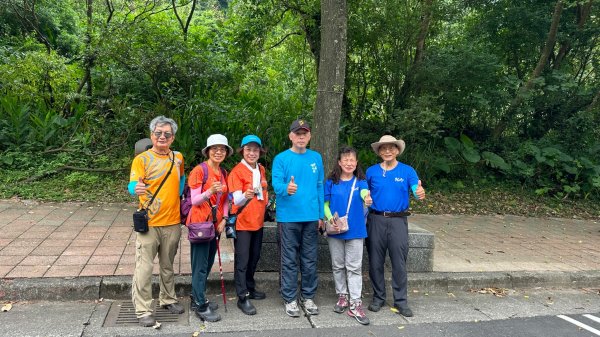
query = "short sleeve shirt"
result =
(129, 151, 184, 226)
(227, 162, 268, 231)
(188, 163, 229, 224)
(324, 177, 368, 239)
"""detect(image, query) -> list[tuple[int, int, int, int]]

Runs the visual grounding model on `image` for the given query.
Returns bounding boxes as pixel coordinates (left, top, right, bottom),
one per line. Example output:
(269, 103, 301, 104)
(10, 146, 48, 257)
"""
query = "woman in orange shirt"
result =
(227, 135, 269, 315)
(188, 134, 232, 322)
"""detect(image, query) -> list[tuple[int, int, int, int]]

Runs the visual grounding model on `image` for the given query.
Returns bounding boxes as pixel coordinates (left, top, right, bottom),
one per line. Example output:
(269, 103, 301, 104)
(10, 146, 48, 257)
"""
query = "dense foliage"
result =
(0, 0, 598, 203)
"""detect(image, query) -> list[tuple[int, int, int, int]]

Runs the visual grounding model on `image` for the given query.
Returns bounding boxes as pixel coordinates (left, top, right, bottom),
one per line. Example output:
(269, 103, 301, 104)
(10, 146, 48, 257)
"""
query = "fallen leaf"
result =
(447, 292, 456, 298)
(398, 326, 405, 330)
(192, 332, 199, 337)
(1, 303, 12, 312)
(470, 287, 507, 297)
(152, 321, 161, 329)
(390, 307, 399, 313)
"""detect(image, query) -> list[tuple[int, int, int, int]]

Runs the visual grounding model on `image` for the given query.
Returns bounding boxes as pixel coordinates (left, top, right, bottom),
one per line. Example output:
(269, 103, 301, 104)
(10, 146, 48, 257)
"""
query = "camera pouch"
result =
(225, 215, 237, 239)
(133, 209, 149, 233)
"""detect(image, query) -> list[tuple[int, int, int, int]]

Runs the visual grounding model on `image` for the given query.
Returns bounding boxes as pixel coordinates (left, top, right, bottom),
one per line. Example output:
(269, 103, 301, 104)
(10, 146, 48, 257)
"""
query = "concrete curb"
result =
(2, 270, 599, 301)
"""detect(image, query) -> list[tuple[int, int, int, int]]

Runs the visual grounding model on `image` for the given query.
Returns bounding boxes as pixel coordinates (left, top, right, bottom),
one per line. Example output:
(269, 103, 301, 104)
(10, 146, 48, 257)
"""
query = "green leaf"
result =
(482, 151, 510, 170)
(459, 134, 475, 149)
(444, 137, 461, 153)
(461, 146, 480, 163)
(432, 157, 451, 174)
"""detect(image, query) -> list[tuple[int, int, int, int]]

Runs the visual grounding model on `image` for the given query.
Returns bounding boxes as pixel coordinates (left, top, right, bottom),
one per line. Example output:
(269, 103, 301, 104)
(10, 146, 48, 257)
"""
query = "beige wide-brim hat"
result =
(371, 135, 406, 155)
(202, 134, 233, 157)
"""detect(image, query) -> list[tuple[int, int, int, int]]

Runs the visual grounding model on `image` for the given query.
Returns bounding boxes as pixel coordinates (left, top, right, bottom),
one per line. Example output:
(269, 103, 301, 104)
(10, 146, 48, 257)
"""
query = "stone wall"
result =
(256, 222, 434, 273)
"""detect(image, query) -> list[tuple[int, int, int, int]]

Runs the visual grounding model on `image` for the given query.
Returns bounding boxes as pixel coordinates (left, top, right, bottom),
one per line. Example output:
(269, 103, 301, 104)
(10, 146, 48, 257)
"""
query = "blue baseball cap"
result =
(238, 134, 266, 154)
(240, 134, 263, 147)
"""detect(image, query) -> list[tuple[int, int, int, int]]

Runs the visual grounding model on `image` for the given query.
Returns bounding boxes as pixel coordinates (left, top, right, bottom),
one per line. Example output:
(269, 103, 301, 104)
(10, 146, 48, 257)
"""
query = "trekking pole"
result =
(216, 234, 228, 312)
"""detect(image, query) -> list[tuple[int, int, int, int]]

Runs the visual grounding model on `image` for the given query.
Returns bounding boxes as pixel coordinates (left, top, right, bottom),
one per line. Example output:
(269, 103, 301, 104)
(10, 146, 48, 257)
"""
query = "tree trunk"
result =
(396, 0, 433, 109)
(553, 0, 593, 69)
(311, 0, 347, 175)
(492, 0, 563, 140)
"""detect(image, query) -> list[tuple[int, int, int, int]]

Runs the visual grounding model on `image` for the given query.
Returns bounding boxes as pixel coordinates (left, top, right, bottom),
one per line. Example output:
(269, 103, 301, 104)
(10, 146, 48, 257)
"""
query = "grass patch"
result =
(1, 170, 598, 220)
(1, 169, 133, 203)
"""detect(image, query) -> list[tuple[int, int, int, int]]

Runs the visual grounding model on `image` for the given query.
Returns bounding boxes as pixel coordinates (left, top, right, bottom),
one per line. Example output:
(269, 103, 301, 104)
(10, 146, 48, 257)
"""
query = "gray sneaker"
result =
(302, 298, 319, 315)
(285, 300, 300, 317)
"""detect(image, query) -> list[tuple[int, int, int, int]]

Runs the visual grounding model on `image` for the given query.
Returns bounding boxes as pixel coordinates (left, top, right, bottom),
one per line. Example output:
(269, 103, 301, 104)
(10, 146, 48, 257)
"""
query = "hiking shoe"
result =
(190, 297, 218, 311)
(348, 301, 370, 325)
(302, 298, 319, 315)
(333, 294, 349, 313)
(237, 296, 257, 315)
(195, 303, 221, 322)
(162, 302, 184, 314)
(368, 301, 384, 312)
(248, 289, 266, 300)
(285, 300, 300, 317)
(394, 305, 414, 317)
(138, 314, 156, 327)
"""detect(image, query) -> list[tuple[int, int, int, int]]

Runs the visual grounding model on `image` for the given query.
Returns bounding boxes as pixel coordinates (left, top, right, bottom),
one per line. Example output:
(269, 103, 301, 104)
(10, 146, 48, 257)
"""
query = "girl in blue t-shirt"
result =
(324, 146, 372, 325)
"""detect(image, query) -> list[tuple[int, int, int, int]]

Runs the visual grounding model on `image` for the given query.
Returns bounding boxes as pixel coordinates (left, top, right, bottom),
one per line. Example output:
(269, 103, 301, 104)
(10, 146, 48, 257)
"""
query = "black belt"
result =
(371, 210, 411, 217)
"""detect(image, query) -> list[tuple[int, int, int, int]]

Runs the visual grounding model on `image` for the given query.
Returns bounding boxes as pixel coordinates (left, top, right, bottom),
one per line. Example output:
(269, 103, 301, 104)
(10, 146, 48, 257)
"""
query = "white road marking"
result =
(584, 314, 600, 324)
(557, 315, 600, 336)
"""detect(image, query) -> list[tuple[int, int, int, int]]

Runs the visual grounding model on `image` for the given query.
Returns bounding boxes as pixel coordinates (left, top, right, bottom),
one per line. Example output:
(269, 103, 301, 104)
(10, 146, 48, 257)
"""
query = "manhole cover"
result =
(103, 299, 189, 327)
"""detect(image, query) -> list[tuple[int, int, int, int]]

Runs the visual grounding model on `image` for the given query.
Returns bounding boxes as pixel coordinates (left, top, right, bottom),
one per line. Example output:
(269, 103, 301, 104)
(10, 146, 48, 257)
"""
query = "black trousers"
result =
(366, 214, 409, 308)
(234, 228, 264, 297)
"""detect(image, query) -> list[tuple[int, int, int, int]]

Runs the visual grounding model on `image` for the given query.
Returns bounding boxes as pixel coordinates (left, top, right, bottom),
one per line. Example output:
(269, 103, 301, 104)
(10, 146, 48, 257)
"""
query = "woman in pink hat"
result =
(365, 135, 425, 318)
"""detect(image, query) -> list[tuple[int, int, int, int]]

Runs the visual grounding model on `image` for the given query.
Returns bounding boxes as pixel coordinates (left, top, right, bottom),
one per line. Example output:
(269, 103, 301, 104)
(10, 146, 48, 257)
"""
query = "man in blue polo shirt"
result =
(365, 135, 426, 317)
(272, 118, 325, 318)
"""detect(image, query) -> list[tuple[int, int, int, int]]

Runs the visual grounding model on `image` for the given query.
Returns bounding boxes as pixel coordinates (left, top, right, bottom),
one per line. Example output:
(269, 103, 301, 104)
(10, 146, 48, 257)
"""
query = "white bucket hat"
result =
(371, 135, 406, 155)
(202, 134, 233, 157)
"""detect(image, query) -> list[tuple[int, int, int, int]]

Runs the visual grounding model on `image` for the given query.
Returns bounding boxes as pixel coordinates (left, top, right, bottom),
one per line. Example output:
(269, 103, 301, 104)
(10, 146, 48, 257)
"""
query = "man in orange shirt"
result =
(129, 116, 186, 327)
(227, 135, 269, 315)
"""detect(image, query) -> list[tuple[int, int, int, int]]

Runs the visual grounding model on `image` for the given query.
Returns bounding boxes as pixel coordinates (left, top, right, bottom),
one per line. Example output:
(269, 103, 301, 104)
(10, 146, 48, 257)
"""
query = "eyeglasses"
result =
(153, 131, 173, 139)
(210, 147, 227, 153)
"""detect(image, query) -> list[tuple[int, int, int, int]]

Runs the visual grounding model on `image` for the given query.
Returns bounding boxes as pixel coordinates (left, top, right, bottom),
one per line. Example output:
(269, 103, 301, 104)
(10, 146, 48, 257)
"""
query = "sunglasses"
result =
(153, 131, 173, 139)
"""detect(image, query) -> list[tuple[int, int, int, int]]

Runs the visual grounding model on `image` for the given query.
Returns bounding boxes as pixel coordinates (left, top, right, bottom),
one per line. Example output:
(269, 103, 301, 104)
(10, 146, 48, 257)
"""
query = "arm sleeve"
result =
(408, 167, 420, 199)
(179, 174, 186, 196)
(271, 154, 288, 197)
(360, 189, 369, 200)
(324, 201, 333, 220)
(232, 191, 247, 206)
(191, 187, 213, 206)
(359, 180, 369, 200)
(411, 185, 419, 199)
(128, 181, 137, 196)
(189, 168, 213, 206)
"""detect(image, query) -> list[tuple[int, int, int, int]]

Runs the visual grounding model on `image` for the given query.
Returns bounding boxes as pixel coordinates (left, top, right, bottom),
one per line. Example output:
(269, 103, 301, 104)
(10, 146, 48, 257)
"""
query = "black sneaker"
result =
(368, 301, 384, 312)
(161, 302, 184, 314)
(394, 305, 413, 317)
(248, 289, 266, 300)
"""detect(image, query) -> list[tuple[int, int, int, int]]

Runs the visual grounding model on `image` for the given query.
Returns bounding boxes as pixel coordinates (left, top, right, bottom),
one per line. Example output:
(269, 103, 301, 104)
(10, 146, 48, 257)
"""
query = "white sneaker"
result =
(285, 300, 300, 317)
(302, 298, 319, 315)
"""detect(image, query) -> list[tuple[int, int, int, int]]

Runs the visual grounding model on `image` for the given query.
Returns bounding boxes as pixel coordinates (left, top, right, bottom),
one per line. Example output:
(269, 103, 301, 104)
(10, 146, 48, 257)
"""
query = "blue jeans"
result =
(278, 221, 319, 302)
(190, 237, 217, 307)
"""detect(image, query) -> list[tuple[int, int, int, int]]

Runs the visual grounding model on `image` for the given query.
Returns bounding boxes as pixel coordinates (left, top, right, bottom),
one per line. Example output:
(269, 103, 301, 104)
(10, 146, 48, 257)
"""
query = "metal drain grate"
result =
(103, 299, 189, 327)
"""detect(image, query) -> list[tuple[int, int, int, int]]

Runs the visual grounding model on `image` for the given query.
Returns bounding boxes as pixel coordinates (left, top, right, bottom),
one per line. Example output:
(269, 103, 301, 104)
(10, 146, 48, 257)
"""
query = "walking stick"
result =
(216, 234, 228, 312)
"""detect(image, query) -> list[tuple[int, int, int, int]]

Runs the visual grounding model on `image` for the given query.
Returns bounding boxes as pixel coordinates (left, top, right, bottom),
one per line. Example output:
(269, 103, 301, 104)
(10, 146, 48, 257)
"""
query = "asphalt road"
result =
(1, 287, 599, 336)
